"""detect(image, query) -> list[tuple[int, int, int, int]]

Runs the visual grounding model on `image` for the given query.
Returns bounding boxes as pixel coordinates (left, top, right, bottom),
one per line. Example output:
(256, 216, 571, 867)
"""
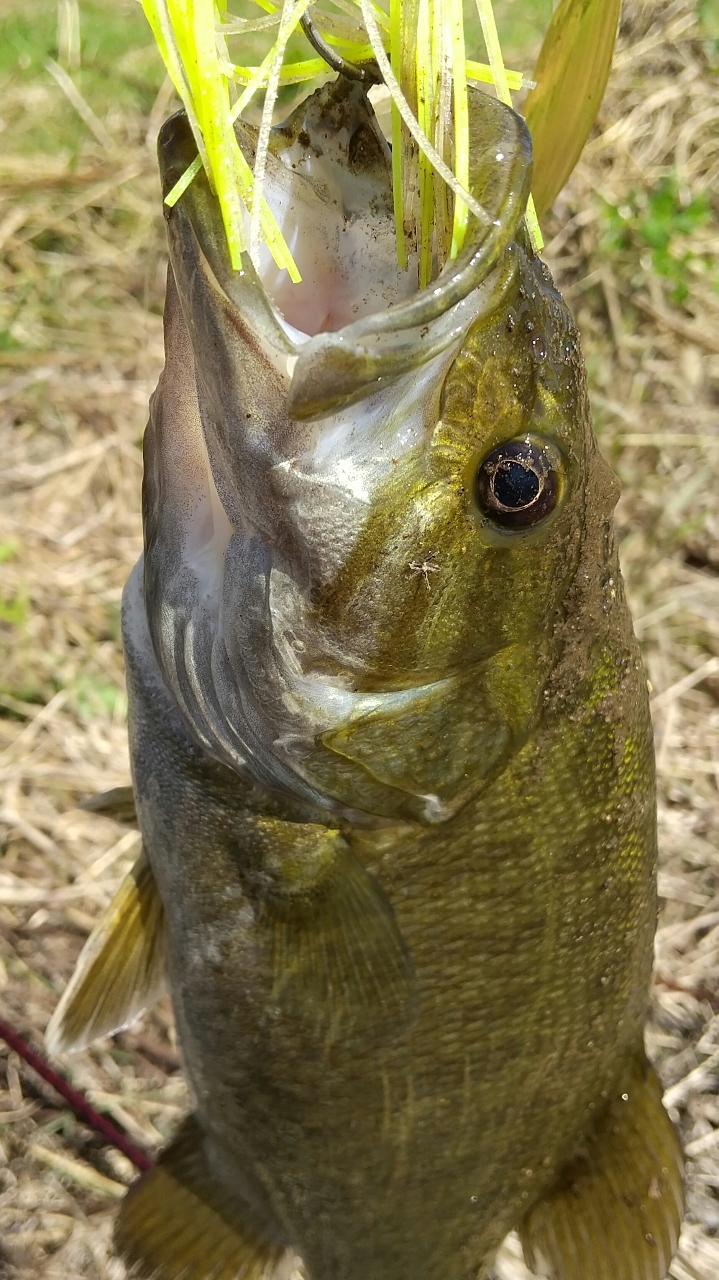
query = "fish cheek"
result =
(421, 495, 583, 683)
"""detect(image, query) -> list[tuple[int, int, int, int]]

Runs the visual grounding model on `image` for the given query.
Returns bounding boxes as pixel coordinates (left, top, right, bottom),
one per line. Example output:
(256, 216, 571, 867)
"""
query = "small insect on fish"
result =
(48, 76, 683, 1280)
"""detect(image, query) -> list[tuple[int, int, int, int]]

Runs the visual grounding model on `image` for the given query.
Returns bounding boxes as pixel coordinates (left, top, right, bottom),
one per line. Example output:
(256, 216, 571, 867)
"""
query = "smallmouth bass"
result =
(48, 78, 683, 1280)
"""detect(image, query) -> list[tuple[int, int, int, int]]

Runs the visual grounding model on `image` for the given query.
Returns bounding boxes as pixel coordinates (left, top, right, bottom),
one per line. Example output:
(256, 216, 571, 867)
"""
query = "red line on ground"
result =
(0, 1017, 152, 1172)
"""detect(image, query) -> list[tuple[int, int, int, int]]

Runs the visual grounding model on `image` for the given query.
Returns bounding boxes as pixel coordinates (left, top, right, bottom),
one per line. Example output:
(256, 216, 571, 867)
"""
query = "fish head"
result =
(141, 78, 618, 822)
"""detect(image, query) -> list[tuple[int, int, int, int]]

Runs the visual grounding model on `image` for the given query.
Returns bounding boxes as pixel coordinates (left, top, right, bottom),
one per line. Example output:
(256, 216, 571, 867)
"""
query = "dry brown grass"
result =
(0, 0, 718, 1275)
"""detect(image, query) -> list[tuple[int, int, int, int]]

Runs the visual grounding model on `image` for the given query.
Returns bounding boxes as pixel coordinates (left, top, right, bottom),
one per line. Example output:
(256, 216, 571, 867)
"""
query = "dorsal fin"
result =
(46, 848, 165, 1054)
(520, 1051, 684, 1280)
(115, 1114, 290, 1280)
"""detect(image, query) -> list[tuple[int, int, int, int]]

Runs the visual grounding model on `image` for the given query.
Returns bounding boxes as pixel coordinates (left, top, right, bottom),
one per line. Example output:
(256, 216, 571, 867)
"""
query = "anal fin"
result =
(45, 847, 165, 1054)
(520, 1052, 684, 1280)
(115, 1114, 289, 1280)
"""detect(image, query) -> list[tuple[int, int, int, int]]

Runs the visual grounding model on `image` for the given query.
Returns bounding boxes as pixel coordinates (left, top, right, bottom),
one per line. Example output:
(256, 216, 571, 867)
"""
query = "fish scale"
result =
(120, 553, 656, 1277)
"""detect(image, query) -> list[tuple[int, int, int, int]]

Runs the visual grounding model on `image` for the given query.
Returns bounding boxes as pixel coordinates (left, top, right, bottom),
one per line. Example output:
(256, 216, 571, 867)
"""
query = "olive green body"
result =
(124, 488, 656, 1280)
(120, 84, 661, 1280)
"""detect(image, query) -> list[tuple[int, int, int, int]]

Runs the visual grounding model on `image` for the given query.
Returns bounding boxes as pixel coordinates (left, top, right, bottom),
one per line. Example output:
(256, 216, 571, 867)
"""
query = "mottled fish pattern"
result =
(48, 79, 683, 1280)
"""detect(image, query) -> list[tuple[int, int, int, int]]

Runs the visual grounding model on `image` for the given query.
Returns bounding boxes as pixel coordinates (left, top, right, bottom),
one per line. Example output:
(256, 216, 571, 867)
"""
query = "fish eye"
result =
(473, 436, 564, 532)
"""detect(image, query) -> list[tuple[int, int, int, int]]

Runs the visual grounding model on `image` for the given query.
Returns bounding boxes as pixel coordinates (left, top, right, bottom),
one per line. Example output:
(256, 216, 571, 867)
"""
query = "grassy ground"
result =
(0, 0, 718, 1277)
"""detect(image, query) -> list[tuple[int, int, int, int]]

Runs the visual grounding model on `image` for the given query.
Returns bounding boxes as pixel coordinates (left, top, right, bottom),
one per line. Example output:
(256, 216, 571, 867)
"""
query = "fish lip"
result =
(158, 108, 198, 200)
(157, 84, 533, 421)
(158, 108, 297, 362)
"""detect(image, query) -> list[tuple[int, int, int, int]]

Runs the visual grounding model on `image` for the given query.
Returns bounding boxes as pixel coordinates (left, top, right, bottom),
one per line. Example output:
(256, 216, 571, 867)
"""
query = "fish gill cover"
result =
(138, 0, 620, 288)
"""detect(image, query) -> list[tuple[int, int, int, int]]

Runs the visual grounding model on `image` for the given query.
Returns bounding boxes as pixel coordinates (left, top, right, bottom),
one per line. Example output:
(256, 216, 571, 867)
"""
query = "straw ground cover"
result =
(0, 0, 718, 1276)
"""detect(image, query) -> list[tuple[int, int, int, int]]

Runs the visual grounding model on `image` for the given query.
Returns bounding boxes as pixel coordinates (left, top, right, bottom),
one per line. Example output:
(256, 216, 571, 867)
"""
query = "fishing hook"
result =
(300, 12, 383, 86)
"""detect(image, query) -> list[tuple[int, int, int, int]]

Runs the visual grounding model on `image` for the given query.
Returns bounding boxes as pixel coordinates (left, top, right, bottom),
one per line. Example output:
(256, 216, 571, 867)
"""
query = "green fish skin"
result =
(62, 80, 684, 1280)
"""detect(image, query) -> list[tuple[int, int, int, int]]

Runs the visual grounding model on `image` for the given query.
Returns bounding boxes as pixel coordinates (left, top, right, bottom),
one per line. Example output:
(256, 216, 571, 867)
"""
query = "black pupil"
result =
(492, 460, 540, 509)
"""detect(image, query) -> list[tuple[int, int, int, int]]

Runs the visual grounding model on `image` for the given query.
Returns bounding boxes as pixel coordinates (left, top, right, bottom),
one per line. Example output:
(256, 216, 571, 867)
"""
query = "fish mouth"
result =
(139, 80, 535, 820)
(158, 77, 532, 421)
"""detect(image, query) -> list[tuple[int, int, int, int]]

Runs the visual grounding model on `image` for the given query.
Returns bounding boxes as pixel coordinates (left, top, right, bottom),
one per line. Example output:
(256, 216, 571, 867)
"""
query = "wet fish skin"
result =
(51, 79, 682, 1280)
(120, 431, 663, 1279)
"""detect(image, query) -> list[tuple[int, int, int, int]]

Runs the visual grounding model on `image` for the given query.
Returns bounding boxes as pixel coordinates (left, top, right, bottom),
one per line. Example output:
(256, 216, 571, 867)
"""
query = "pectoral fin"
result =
(520, 1053, 684, 1280)
(253, 819, 417, 1044)
(46, 848, 165, 1054)
(115, 1114, 288, 1280)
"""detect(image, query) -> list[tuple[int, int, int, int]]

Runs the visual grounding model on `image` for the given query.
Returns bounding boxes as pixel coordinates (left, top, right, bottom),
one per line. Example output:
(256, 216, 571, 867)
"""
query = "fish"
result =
(47, 76, 684, 1280)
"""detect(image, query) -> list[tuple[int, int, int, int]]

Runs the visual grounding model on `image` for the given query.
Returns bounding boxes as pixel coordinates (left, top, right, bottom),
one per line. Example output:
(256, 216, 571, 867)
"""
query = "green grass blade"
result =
(474, 0, 542, 253)
(524, 0, 621, 219)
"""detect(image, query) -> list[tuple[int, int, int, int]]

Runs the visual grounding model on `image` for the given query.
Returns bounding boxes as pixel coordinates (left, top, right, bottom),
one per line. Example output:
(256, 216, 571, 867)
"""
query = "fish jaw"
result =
(155, 81, 533, 534)
(143, 80, 614, 819)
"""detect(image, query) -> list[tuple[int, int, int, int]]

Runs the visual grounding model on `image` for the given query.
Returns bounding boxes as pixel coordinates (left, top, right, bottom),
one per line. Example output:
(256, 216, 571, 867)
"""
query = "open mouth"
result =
(158, 76, 532, 421)
(251, 80, 417, 337)
(137, 77, 536, 819)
